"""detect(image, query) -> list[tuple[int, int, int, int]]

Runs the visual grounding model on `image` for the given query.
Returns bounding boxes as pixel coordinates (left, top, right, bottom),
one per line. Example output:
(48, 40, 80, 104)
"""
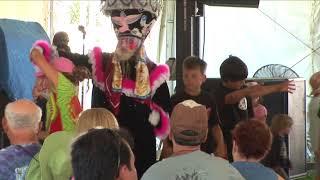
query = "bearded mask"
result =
(101, 0, 162, 98)
(102, 0, 162, 61)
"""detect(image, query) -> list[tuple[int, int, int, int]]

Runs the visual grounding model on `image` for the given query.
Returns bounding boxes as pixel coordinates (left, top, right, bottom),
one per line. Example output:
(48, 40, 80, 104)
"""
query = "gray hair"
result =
(4, 99, 42, 132)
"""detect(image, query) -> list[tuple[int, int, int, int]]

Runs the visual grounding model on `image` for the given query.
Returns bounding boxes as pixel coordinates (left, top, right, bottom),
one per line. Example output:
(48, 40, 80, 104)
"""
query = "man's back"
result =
(142, 150, 244, 180)
(0, 143, 41, 180)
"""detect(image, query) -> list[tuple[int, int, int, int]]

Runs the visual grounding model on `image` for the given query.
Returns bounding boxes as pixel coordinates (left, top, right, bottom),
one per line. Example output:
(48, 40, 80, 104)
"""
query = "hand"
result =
(30, 48, 43, 62)
(278, 80, 295, 93)
(33, 78, 50, 99)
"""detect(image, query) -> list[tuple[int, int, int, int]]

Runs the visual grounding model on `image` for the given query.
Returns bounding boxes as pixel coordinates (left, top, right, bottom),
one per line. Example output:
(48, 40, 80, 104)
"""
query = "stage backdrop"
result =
(0, 19, 50, 100)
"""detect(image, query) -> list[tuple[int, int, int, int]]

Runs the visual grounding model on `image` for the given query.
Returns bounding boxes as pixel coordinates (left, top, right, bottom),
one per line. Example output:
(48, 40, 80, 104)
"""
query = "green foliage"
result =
(69, 1, 80, 24)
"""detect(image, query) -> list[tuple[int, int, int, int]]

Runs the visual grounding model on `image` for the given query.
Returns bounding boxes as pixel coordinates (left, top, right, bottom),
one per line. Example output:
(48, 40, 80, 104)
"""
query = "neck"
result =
(234, 156, 261, 163)
(233, 153, 262, 163)
(184, 89, 201, 96)
(172, 143, 200, 157)
(9, 130, 38, 145)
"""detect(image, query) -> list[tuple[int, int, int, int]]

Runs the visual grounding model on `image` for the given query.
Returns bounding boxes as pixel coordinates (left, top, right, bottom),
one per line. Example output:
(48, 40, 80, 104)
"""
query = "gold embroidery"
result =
(134, 61, 151, 97)
(112, 58, 123, 90)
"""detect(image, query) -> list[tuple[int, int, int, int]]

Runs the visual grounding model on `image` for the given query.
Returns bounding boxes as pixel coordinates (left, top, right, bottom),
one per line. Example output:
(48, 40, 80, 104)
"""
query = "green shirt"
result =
(26, 131, 75, 180)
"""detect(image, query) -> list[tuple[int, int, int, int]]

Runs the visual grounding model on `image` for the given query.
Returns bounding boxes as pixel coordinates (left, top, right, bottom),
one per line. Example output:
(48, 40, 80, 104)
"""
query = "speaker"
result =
(202, 78, 306, 178)
(198, 0, 260, 8)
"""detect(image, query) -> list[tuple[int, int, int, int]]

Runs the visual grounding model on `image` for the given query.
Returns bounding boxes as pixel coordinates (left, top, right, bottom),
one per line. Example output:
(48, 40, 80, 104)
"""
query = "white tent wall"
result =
(201, 0, 320, 164)
(203, 1, 313, 81)
(0, 1, 50, 32)
(310, 1, 320, 75)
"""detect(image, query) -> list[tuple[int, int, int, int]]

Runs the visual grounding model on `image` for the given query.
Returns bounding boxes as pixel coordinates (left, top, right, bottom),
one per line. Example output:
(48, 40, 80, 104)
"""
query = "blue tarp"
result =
(0, 19, 50, 100)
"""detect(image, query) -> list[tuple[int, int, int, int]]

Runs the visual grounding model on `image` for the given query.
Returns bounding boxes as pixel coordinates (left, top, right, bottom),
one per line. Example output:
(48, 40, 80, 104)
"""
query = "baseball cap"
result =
(171, 100, 208, 146)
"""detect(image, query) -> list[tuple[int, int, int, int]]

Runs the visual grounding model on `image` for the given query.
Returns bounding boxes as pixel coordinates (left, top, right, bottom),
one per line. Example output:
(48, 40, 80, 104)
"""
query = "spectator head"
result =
(52, 31, 69, 48)
(232, 120, 272, 161)
(310, 71, 320, 96)
(170, 100, 208, 147)
(253, 105, 268, 122)
(270, 114, 293, 136)
(71, 128, 137, 180)
(3, 99, 42, 143)
(220, 55, 248, 89)
(76, 108, 119, 135)
(182, 56, 207, 93)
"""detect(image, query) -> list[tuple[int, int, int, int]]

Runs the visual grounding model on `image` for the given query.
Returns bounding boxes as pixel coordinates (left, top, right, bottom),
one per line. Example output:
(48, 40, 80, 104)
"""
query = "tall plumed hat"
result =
(101, 0, 163, 17)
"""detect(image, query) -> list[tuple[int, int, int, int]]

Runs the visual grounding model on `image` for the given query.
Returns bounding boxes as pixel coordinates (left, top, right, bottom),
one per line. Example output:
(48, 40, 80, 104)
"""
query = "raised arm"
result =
(225, 81, 295, 104)
(59, 50, 92, 70)
(30, 49, 59, 87)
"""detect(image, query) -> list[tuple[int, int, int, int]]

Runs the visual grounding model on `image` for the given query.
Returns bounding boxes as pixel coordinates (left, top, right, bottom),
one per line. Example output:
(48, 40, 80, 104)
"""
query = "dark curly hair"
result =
(71, 128, 134, 180)
(232, 120, 272, 160)
(220, 55, 248, 82)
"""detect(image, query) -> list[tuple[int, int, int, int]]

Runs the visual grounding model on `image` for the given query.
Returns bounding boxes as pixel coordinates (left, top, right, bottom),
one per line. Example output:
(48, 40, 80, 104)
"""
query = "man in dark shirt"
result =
(215, 55, 295, 162)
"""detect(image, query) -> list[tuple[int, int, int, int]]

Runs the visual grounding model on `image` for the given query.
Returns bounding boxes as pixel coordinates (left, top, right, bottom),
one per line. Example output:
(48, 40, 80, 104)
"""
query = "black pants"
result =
(118, 96, 156, 179)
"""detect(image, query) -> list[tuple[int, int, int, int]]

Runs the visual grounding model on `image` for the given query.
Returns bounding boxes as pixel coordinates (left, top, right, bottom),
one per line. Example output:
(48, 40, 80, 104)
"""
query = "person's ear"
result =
(37, 121, 43, 134)
(232, 140, 238, 154)
(202, 74, 207, 83)
(117, 165, 128, 180)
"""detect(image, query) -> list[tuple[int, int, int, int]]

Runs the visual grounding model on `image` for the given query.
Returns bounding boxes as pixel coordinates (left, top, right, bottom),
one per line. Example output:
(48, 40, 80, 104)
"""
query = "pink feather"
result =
(151, 102, 170, 139)
(150, 64, 170, 86)
(32, 40, 52, 61)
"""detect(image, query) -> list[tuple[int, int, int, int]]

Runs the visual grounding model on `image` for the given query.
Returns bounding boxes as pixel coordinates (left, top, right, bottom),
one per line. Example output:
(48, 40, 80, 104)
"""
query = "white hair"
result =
(4, 100, 42, 132)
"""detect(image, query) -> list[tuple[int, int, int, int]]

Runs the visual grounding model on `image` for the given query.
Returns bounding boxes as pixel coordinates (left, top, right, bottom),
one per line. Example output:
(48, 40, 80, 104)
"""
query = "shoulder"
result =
(212, 84, 229, 100)
(57, 73, 74, 87)
(264, 166, 278, 176)
(206, 155, 245, 179)
(44, 131, 74, 142)
(171, 91, 184, 99)
(0, 146, 14, 158)
(170, 91, 185, 103)
(141, 160, 168, 180)
(200, 90, 215, 101)
(42, 131, 74, 151)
